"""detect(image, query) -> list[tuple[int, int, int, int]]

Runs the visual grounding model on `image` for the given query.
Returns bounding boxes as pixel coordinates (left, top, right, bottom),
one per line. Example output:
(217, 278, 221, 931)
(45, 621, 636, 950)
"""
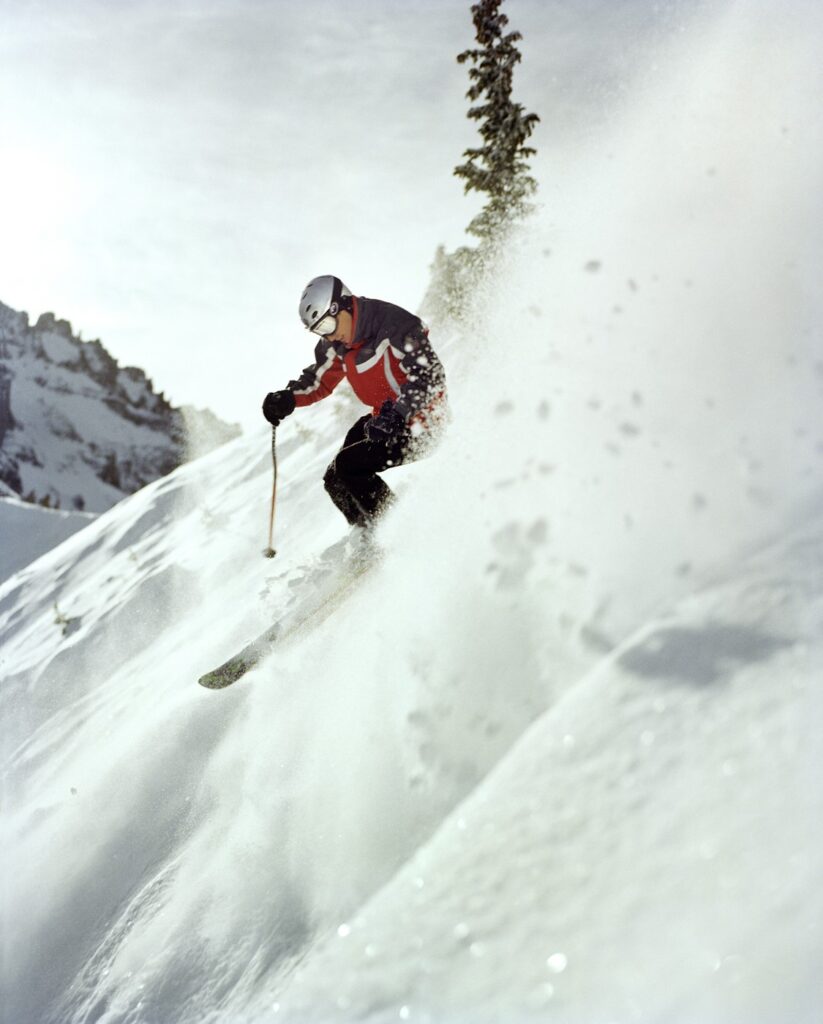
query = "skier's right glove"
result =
(365, 399, 406, 441)
(262, 390, 296, 426)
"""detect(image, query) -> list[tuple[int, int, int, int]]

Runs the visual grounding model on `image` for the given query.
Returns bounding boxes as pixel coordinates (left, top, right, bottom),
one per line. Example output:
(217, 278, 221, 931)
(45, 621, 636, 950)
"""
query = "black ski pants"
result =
(324, 414, 419, 527)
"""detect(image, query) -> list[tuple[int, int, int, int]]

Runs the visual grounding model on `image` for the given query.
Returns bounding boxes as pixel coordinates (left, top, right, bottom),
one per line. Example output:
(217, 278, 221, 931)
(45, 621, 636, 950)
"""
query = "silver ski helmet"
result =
(299, 275, 352, 335)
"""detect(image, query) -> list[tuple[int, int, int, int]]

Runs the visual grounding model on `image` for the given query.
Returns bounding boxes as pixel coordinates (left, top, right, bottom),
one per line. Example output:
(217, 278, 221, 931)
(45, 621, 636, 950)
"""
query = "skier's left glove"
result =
(365, 399, 406, 441)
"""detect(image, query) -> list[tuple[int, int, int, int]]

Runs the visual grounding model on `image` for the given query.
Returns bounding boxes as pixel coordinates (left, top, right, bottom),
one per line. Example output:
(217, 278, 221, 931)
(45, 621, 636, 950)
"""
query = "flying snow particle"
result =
(547, 953, 568, 973)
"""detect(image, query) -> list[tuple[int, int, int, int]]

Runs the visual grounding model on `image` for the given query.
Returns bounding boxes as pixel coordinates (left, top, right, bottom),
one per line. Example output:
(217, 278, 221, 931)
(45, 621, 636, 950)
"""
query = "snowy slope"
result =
(0, 494, 95, 582)
(2, 367, 820, 1024)
(255, 520, 823, 1024)
(2, 4, 822, 1024)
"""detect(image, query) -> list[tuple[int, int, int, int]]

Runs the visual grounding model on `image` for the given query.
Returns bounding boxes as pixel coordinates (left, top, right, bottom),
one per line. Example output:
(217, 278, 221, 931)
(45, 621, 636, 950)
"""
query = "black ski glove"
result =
(262, 390, 296, 426)
(365, 399, 406, 441)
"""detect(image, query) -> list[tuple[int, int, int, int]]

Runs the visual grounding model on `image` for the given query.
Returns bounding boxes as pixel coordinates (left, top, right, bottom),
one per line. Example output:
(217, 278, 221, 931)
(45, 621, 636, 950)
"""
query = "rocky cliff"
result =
(0, 300, 240, 512)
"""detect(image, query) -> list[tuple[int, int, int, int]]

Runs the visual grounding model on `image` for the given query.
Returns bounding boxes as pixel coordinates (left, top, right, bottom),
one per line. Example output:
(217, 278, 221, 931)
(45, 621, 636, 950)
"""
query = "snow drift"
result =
(2, 3, 822, 1023)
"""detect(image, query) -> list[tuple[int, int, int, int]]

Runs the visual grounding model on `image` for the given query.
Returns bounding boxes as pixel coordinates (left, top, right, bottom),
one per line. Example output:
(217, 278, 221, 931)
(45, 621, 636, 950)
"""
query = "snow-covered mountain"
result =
(2, 5, 822, 1023)
(0, 300, 240, 513)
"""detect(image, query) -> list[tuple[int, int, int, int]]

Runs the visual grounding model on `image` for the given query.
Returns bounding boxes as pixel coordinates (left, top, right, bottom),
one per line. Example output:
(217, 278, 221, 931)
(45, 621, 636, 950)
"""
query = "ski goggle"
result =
(310, 313, 337, 336)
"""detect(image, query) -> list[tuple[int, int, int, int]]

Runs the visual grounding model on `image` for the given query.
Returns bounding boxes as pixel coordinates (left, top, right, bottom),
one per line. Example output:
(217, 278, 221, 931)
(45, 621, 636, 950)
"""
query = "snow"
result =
(0, 495, 95, 583)
(267, 523, 823, 1024)
(39, 328, 79, 366)
(2, 3, 822, 1023)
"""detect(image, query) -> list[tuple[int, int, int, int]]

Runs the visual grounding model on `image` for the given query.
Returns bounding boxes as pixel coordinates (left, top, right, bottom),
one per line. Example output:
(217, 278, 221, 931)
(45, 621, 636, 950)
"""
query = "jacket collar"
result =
(343, 296, 360, 349)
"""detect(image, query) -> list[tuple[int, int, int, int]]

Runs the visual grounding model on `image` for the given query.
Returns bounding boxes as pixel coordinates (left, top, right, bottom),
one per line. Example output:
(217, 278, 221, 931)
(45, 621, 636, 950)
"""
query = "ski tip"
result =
(198, 670, 236, 690)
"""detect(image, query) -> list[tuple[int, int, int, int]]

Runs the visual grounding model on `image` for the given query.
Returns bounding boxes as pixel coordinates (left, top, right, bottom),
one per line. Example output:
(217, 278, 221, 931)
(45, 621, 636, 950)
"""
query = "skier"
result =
(262, 275, 448, 529)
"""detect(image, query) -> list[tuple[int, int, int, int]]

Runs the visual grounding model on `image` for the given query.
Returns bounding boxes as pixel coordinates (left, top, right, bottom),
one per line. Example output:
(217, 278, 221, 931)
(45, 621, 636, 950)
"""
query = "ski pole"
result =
(263, 425, 277, 558)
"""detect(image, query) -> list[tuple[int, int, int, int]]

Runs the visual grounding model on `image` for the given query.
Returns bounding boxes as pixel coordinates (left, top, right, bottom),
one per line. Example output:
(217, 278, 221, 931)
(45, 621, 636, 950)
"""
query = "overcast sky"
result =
(1, 0, 697, 428)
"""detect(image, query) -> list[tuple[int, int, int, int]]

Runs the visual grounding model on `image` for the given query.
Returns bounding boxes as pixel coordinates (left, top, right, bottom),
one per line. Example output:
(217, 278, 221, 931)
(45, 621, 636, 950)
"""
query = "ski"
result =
(198, 621, 282, 689)
(198, 556, 374, 689)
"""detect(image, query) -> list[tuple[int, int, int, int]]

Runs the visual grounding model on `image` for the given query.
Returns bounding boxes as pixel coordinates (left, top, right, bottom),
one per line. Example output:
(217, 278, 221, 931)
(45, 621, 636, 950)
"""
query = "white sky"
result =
(0, 0, 690, 429)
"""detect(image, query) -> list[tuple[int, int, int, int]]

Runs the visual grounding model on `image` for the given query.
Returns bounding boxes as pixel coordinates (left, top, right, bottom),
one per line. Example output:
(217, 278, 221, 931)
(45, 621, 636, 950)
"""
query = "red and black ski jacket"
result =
(287, 296, 448, 432)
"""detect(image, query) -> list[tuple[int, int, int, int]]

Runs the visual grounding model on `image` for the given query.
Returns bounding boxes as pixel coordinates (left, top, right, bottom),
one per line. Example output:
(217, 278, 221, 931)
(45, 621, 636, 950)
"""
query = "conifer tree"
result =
(421, 0, 539, 324)
(455, 0, 540, 245)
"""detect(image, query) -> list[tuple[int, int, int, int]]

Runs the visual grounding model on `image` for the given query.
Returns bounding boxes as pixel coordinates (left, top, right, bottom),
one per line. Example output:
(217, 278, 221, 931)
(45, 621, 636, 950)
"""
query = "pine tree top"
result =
(454, 0, 540, 243)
